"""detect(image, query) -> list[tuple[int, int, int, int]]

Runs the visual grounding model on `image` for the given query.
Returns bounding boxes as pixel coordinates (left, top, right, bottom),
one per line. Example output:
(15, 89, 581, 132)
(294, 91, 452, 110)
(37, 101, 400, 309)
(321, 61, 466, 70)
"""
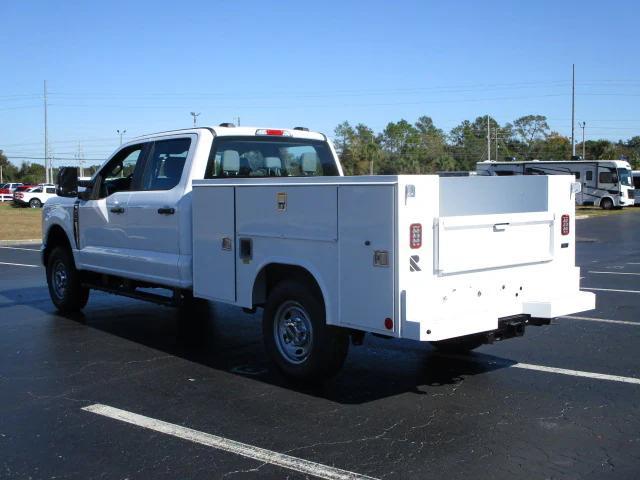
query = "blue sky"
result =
(1, 0, 639, 165)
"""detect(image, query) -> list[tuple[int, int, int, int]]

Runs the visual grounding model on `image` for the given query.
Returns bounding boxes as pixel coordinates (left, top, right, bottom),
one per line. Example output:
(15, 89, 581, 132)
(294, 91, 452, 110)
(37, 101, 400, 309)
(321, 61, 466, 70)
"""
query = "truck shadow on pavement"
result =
(1, 287, 516, 404)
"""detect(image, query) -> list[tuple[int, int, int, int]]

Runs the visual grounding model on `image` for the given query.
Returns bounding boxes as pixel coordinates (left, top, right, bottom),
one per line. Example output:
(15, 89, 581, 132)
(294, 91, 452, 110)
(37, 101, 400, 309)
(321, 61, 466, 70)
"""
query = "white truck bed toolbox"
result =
(192, 174, 594, 342)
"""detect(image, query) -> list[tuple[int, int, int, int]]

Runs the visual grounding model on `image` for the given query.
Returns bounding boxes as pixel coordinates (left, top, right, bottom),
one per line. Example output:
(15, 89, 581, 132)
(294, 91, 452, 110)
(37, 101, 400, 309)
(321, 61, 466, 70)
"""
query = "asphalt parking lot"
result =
(1, 213, 639, 480)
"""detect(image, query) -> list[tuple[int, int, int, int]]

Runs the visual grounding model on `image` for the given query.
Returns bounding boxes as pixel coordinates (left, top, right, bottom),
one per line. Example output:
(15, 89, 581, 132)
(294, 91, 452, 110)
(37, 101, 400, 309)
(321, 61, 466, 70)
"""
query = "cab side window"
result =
(140, 138, 191, 191)
(95, 144, 147, 199)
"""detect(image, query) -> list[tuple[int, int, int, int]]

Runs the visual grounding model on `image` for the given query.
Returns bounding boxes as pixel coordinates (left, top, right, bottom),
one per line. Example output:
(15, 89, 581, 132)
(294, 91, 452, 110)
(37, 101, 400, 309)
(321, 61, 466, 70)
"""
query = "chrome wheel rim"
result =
(273, 301, 313, 364)
(52, 260, 68, 299)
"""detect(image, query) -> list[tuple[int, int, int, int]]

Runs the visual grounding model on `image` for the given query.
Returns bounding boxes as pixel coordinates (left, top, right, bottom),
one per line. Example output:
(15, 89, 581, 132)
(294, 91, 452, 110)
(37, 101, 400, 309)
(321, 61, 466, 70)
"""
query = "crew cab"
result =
(42, 125, 595, 381)
(14, 185, 57, 208)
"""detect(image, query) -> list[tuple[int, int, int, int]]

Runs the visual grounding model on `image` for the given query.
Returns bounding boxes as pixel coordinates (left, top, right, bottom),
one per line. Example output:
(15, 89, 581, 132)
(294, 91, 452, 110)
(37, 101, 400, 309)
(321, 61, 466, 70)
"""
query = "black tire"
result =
(29, 198, 42, 208)
(46, 246, 90, 313)
(601, 197, 614, 210)
(263, 280, 349, 382)
(430, 333, 486, 354)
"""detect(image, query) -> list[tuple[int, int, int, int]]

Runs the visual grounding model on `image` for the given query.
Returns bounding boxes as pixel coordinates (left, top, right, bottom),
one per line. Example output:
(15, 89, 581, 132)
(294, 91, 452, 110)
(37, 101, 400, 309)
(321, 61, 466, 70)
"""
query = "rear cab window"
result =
(205, 136, 339, 179)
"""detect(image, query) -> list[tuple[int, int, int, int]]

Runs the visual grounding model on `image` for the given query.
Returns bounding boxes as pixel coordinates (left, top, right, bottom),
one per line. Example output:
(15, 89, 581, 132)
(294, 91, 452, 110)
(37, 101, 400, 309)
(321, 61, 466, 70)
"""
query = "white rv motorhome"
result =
(632, 170, 640, 206)
(476, 160, 634, 209)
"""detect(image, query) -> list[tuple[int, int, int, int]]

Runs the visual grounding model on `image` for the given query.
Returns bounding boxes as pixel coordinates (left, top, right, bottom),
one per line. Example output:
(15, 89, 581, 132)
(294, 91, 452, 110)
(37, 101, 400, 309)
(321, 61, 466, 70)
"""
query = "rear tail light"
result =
(255, 129, 292, 137)
(16, 193, 23, 199)
(561, 214, 570, 235)
(410, 223, 422, 249)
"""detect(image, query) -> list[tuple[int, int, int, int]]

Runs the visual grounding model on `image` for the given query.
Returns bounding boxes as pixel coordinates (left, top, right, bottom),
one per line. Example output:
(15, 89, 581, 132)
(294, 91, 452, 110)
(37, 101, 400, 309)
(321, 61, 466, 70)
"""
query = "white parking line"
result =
(588, 271, 640, 276)
(0, 261, 40, 268)
(439, 354, 640, 385)
(627, 262, 640, 265)
(512, 363, 640, 385)
(82, 404, 377, 480)
(0, 246, 39, 251)
(561, 315, 640, 326)
(582, 287, 640, 294)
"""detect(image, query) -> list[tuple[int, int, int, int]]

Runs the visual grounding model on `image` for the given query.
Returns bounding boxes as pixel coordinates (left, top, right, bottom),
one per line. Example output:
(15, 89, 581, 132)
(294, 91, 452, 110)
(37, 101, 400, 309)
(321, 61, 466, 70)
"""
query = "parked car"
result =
(0, 183, 24, 201)
(14, 185, 57, 208)
(14, 184, 35, 193)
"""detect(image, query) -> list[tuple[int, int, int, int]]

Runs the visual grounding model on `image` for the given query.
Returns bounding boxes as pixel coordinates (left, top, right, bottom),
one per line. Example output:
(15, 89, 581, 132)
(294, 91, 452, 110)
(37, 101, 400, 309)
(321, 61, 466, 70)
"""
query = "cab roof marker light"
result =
(255, 129, 292, 137)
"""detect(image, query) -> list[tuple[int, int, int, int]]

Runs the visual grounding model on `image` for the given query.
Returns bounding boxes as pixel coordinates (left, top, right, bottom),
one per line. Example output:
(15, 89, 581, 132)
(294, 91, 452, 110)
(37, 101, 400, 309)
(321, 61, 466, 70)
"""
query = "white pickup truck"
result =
(43, 125, 595, 380)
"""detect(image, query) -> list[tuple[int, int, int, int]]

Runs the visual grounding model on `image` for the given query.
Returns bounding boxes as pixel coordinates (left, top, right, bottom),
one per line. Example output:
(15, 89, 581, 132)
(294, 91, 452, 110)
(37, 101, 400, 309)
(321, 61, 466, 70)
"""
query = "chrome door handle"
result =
(110, 206, 125, 214)
(157, 207, 175, 215)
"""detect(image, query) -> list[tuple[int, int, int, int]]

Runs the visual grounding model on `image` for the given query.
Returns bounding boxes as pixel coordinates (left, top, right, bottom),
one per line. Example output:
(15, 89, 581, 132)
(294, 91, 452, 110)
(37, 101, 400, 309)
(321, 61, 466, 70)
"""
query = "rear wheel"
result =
(430, 333, 485, 354)
(29, 198, 42, 208)
(601, 197, 614, 210)
(263, 280, 349, 381)
(46, 246, 90, 312)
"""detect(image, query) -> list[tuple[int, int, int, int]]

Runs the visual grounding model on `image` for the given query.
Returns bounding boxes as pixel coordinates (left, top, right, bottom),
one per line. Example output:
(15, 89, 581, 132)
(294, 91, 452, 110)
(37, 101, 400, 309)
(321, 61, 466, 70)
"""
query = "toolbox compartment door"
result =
(436, 211, 554, 275)
(193, 186, 236, 302)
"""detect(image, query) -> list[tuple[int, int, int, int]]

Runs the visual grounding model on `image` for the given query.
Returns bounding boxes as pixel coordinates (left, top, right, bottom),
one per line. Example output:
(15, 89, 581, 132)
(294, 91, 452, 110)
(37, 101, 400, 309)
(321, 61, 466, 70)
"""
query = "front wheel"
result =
(46, 247, 90, 313)
(29, 198, 42, 208)
(601, 197, 614, 210)
(263, 280, 349, 382)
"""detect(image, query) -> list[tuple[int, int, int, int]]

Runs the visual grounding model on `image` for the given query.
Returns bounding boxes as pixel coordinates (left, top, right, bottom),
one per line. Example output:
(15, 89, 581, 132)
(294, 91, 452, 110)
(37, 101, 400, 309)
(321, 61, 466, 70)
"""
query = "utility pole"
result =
(77, 142, 85, 177)
(571, 64, 576, 157)
(235, 116, 241, 127)
(44, 80, 49, 184)
(0, 164, 3, 183)
(486, 116, 490, 161)
(117, 129, 126, 145)
(190, 111, 200, 127)
(494, 127, 499, 161)
(578, 121, 586, 160)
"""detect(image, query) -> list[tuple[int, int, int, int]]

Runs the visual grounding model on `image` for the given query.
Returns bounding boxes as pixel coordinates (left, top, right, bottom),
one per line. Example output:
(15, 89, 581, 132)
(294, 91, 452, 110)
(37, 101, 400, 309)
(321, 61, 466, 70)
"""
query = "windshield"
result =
(205, 137, 339, 179)
(618, 168, 632, 186)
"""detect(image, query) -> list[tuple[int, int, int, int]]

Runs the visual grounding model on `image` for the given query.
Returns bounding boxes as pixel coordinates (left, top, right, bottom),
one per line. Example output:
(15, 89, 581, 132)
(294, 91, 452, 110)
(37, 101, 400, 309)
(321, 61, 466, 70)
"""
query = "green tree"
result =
(538, 132, 571, 160)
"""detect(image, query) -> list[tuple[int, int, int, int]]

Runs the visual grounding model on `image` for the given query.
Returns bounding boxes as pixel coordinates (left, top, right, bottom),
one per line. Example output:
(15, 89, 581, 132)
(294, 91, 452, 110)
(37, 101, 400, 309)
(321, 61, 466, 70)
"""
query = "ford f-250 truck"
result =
(43, 124, 595, 380)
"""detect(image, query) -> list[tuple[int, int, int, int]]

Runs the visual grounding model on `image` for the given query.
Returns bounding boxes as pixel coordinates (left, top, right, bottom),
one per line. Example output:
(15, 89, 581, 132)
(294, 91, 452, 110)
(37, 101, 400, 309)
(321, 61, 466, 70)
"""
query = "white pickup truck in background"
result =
(43, 125, 595, 381)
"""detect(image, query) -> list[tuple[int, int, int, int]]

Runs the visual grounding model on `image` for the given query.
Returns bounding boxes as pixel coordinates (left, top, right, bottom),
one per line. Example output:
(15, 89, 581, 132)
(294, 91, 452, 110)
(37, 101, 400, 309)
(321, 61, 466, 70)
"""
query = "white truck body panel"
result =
(192, 173, 594, 342)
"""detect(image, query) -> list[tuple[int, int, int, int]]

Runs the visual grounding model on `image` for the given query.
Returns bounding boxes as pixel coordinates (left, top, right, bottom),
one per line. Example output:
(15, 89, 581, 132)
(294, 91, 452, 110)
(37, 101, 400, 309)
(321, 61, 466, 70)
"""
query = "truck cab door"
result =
(122, 136, 193, 287)
(77, 143, 148, 274)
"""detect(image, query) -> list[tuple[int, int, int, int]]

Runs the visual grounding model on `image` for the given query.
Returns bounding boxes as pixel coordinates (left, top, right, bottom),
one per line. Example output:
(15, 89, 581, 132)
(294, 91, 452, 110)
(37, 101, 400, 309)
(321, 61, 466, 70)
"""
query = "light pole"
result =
(117, 129, 126, 145)
(578, 122, 586, 160)
(190, 112, 201, 127)
(571, 64, 576, 157)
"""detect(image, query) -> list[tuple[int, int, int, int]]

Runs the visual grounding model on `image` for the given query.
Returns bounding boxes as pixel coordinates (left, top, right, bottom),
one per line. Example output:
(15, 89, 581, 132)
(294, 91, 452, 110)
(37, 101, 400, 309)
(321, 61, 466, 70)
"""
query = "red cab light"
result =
(255, 128, 292, 137)
(410, 223, 422, 249)
(384, 317, 393, 330)
(561, 214, 570, 235)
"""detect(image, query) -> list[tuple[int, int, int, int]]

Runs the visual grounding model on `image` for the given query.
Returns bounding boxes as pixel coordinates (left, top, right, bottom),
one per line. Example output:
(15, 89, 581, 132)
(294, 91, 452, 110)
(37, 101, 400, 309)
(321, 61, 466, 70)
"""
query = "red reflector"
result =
(561, 214, 570, 235)
(410, 223, 422, 249)
(384, 317, 393, 330)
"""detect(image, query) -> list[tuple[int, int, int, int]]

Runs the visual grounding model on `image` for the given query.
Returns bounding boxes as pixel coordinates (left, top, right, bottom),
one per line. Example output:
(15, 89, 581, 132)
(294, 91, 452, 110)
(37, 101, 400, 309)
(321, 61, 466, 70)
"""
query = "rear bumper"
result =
(523, 290, 595, 318)
(403, 287, 596, 342)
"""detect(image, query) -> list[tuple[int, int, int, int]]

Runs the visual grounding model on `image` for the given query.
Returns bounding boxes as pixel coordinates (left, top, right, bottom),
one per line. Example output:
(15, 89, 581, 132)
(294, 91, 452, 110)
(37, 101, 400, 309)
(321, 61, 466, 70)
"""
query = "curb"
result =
(0, 239, 41, 246)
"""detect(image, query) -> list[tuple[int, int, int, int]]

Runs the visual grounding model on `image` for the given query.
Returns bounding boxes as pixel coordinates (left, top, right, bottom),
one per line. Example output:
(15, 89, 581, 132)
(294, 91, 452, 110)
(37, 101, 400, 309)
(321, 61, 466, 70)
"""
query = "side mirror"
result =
(56, 167, 79, 197)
